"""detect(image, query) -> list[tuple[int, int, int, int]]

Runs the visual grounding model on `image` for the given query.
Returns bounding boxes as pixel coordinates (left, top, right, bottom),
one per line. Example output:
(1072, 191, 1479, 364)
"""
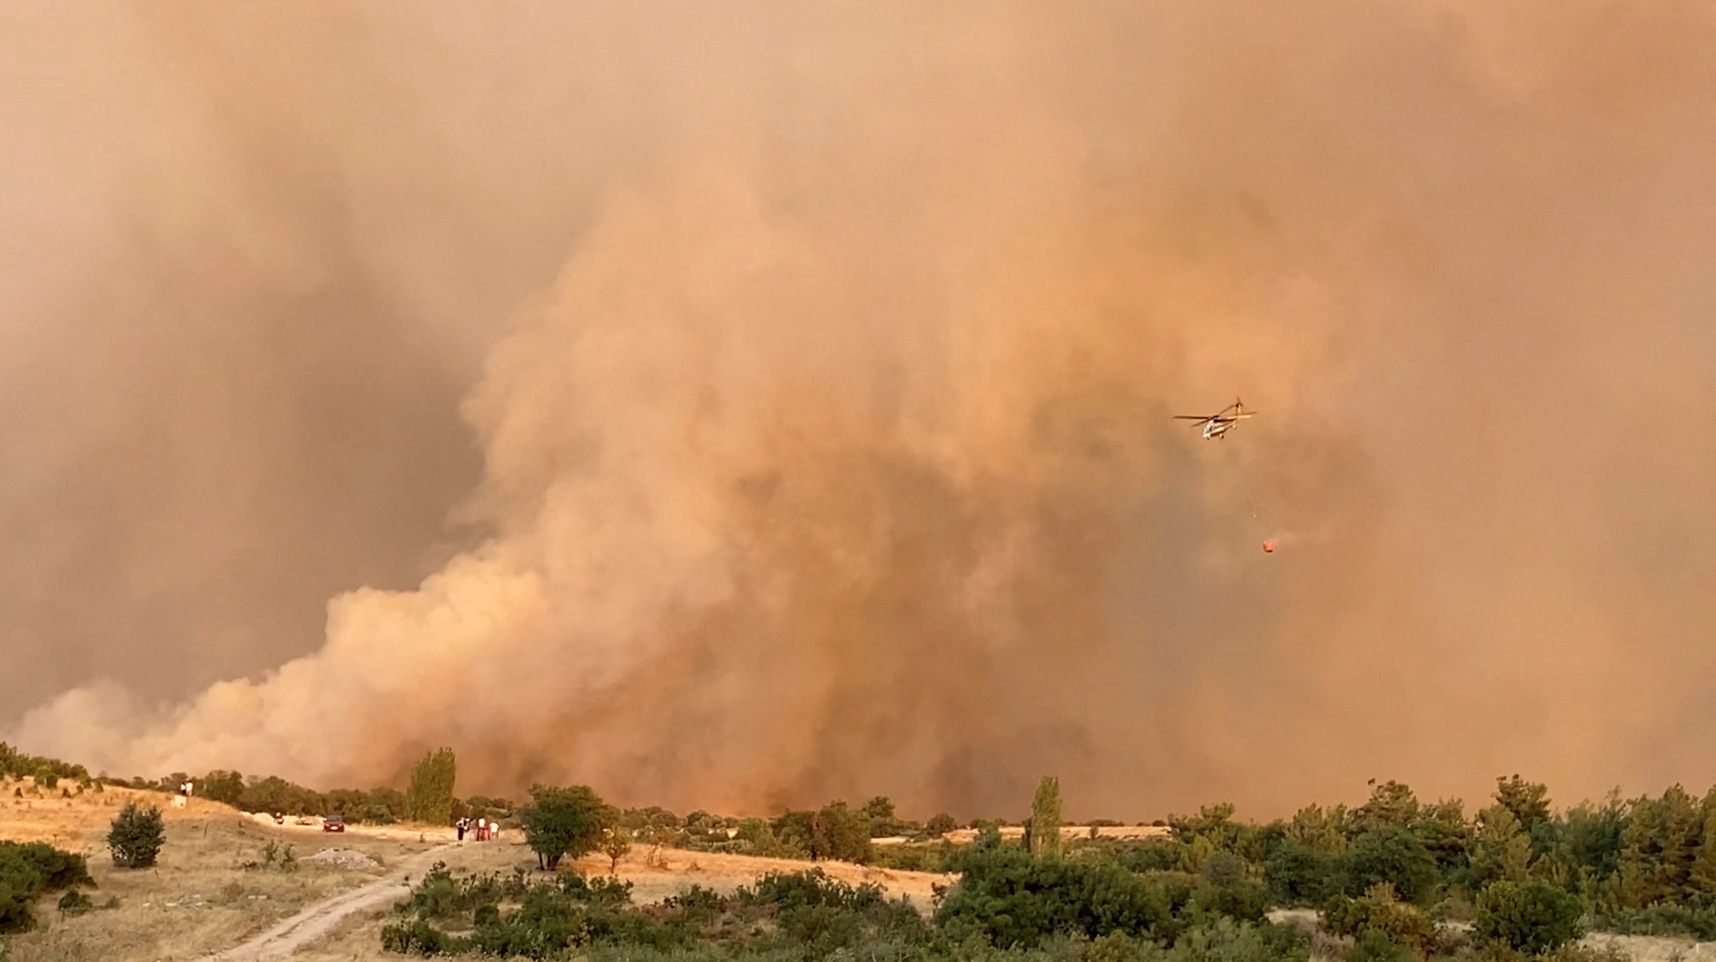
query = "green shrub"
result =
(1101, 840, 1186, 875)
(107, 801, 165, 868)
(1590, 903, 1716, 940)
(934, 848, 1172, 947)
(1348, 928, 1418, 962)
(0, 884, 31, 936)
(1174, 917, 1312, 962)
(0, 842, 94, 934)
(380, 917, 460, 956)
(57, 889, 93, 917)
(472, 884, 591, 956)
(1186, 880, 1270, 925)
(1336, 828, 1440, 905)
(397, 862, 479, 920)
(1202, 852, 1247, 888)
(380, 863, 938, 960)
(0, 842, 92, 892)
(1265, 841, 1335, 906)
(1474, 880, 1585, 956)
(873, 841, 953, 873)
(1322, 892, 1437, 955)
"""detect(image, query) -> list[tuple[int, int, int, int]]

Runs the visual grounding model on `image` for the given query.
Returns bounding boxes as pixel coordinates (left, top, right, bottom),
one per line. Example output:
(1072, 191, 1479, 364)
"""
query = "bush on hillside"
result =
(1336, 827, 1441, 906)
(933, 848, 1173, 946)
(382, 865, 928, 960)
(57, 889, 94, 917)
(1322, 890, 1439, 957)
(1266, 840, 1337, 906)
(1474, 880, 1585, 956)
(1591, 903, 1716, 941)
(107, 801, 166, 869)
(0, 841, 94, 934)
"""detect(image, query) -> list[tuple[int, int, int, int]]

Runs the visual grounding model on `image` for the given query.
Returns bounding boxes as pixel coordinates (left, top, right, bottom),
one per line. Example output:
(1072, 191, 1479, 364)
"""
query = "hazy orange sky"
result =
(3, 1, 1714, 820)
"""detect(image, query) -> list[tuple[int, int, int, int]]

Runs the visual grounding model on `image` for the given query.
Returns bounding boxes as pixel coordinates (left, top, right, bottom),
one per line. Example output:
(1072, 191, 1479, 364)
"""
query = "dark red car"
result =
(322, 815, 346, 833)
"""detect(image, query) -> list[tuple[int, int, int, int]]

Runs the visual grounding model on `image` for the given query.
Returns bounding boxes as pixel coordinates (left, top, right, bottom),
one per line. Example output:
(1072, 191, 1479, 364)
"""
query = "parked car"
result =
(323, 815, 346, 833)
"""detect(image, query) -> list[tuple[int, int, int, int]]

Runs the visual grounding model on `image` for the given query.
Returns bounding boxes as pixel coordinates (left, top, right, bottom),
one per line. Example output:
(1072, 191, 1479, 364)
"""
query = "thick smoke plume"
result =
(6, 1, 1716, 818)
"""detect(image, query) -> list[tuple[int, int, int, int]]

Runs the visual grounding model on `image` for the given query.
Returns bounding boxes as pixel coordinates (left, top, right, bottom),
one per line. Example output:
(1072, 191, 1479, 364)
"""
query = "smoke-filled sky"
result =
(4, 1, 1715, 820)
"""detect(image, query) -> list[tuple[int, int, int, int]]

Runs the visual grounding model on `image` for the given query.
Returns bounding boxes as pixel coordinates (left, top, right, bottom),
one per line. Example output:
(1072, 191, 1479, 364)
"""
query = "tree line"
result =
(385, 771, 1709, 962)
(1214, 775, 1716, 941)
(12, 739, 1716, 951)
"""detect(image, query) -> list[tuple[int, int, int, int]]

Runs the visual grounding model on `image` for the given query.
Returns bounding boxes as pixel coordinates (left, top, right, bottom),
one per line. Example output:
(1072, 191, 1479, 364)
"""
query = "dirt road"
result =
(194, 843, 454, 961)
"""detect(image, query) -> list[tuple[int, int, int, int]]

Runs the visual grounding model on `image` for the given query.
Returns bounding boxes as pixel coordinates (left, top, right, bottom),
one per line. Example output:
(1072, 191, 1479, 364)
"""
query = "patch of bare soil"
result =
(189, 844, 454, 961)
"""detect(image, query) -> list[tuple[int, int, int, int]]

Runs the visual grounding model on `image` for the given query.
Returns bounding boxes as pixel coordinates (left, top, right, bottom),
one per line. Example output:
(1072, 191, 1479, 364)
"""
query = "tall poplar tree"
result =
(404, 747, 457, 825)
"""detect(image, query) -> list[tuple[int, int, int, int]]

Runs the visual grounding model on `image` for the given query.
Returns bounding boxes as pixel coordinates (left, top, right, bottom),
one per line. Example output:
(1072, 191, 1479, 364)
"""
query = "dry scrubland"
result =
(1, 776, 442, 961)
(263, 841, 959, 962)
(0, 777, 953, 961)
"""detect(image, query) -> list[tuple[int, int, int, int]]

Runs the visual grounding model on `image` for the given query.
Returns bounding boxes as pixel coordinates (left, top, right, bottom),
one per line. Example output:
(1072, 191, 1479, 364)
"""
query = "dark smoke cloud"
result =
(5, 1, 1716, 819)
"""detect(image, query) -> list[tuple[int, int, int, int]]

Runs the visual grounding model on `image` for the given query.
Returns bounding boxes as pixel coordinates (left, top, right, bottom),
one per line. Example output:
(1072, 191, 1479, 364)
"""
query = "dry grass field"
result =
(0, 777, 953, 961)
(1, 777, 441, 961)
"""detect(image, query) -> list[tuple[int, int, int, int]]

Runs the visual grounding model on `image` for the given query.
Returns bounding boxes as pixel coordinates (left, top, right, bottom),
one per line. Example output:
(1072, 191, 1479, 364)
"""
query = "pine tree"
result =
(1493, 775, 1552, 833)
(1687, 792, 1716, 896)
(1028, 776, 1062, 857)
(1288, 803, 1350, 855)
(403, 748, 457, 825)
(1617, 786, 1703, 906)
(1471, 805, 1532, 885)
(107, 802, 165, 868)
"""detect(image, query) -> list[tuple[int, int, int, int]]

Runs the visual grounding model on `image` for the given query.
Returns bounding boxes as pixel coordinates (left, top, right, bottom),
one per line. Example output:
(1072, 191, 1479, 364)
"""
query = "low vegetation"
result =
(390, 773, 1716, 961)
(104, 803, 164, 869)
(0, 841, 94, 934)
(0, 744, 91, 795)
(380, 857, 1310, 962)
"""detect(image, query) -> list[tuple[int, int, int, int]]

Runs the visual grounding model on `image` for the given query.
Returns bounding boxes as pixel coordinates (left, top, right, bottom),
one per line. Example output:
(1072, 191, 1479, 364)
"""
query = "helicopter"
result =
(1172, 398, 1257, 440)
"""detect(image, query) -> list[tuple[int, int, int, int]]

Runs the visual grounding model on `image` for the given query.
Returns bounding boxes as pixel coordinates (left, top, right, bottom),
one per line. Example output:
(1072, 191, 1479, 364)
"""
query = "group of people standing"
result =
(456, 816, 500, 842)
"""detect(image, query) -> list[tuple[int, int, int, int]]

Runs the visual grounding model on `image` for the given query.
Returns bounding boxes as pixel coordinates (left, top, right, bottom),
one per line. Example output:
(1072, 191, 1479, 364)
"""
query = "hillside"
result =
(0, 776, 952, 961)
